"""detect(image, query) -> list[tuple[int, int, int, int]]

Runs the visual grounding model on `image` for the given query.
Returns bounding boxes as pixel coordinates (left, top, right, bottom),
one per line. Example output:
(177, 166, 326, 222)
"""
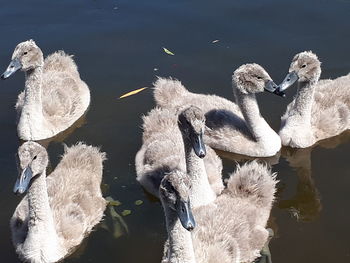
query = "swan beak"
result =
(1, 58, 22, 80)
(176, 199, 196, 231)
(192, 133, 206, 158)
(278, 71, 299, 92)
(264, 80, 286, 97)
(13, 166, 33, 195)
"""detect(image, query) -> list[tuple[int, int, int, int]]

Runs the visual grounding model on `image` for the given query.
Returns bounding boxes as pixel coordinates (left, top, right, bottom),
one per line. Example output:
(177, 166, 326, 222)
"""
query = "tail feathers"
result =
(153, 77, 188, 108)
(207, 245, 235, 263)
(142, 107, 177, 141)
(226, 161, 277, 207)
(44, 51, 79, 77)
(194, 234, 240, 263)
(61, 142, 106, 173)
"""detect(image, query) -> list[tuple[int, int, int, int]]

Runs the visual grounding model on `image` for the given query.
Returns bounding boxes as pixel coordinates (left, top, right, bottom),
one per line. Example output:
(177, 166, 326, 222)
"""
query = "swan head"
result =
(232, 63, 283, 97)
(14, 141, 48, 195)
(278, 51, 321, 92)
(178, 106, 206, 158)
(160, 170, 196, 231)
(1, 40, 44, 79)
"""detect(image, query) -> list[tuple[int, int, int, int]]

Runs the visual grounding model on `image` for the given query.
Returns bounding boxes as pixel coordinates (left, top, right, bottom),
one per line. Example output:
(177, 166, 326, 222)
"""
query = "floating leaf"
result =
(134, 200, 143, 206)
(162, 47, 175, 56)
(118, 87, 147, 99)
(212, 39, 220, 43)
(106, 196, 122, 206)
(109, 200, 122, 206)
(121, 210, 131, 216)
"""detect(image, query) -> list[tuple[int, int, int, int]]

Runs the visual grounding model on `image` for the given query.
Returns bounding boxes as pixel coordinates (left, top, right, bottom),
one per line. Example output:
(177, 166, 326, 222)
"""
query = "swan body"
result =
(160, 106, 277, 263)
(1, 40, 90, 141)
(136, 106, 224, 198)
(160, 161, 277, 263)
(278, 51, 350, 148)
(11, 142, 106, 263)
(153, 64, 282, 157)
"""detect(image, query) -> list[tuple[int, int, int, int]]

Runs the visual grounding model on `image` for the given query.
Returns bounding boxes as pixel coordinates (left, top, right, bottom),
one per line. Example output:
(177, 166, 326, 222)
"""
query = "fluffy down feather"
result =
(8, 41, 90, 140)
(280, 52, 350, 148)
(136, 107, 224, 197)
(162, 161, 277, 263)
(10, 143, 107, 261)
(152, 76, 281, 157)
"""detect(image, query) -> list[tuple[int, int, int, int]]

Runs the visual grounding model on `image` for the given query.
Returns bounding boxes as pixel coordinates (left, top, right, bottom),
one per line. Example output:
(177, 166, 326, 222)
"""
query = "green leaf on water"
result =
(134, 200, 143, 206)
(162, 47, 175, 56)
(109, 200, 122, 206)
(106, 196, 122, 206)
(121, 210, 131, 216)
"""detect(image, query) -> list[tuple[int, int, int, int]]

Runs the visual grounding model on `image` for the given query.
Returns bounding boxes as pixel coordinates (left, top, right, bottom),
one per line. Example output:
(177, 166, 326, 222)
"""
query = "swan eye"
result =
(301, 64, 307, 68)
(256, 76, 262, 80)
(33, 155, 37, 160)
(23, 52, 28, 55)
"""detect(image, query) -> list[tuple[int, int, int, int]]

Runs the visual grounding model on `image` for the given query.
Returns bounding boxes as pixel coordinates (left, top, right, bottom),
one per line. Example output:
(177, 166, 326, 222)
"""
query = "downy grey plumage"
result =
(1, 40, 90, 140)
(11, 142, 106, 263)
(278, 51, 350, 148)
(153, 64, 282, 157)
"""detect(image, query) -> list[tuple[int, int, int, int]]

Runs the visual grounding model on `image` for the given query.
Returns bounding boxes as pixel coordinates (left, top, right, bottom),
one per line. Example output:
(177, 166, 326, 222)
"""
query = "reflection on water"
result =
(279, 147, 322, 222)
(279, 131, 350, 222)
(216, 149, 281, 166)
(1, 0, 350, 262)
(255, 228, 274, 263)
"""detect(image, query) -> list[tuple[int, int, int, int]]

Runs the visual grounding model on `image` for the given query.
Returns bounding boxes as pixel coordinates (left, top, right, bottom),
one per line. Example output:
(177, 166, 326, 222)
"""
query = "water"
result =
(0, 0, 350, 262)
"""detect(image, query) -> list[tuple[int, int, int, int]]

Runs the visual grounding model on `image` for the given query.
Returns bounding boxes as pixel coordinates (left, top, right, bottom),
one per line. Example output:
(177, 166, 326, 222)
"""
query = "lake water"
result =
(0, 0, 350, 262)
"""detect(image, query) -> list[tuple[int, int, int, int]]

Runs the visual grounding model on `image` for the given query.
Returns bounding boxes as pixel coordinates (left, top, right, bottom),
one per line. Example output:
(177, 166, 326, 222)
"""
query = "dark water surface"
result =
(1, 0, 350, 262)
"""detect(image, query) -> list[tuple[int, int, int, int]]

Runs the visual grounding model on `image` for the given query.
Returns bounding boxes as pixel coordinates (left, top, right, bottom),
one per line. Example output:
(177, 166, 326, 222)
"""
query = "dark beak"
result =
(278, 71, 299, 92)
(264, 80, 286, 97)
(176, 199, 196, 231)
(191, 132, 206, 158)
(13, 166, 33, 195)
(1, 58, 22, 80)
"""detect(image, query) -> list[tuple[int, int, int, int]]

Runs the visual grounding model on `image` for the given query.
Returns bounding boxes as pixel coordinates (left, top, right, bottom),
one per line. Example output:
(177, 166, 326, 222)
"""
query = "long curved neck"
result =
(24, 67, 43, 115)
(163, 205, 196, 263)
(19, 67, 45, 138)
(234, 89, 269, 141)
(25, 171, 62, 262)
(183, 138, 216, 207)
(290, 81, 316, 124)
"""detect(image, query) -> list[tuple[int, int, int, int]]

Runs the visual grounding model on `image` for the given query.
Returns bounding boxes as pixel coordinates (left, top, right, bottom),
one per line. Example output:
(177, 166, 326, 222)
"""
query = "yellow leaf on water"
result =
(118, 87, 147, 99)
(162, 47, 175, 56)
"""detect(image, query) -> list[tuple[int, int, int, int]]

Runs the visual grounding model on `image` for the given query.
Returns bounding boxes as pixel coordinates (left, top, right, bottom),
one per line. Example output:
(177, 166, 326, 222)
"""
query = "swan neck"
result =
(26, 171, 62, 261)
(234, 90, 265, 140)
(19, 67, 45, 139)
(24, 67, 43, 111)
(163, 205, 196, 263)
(184, 138, 216, 207)
(291, 81, 315, 122)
